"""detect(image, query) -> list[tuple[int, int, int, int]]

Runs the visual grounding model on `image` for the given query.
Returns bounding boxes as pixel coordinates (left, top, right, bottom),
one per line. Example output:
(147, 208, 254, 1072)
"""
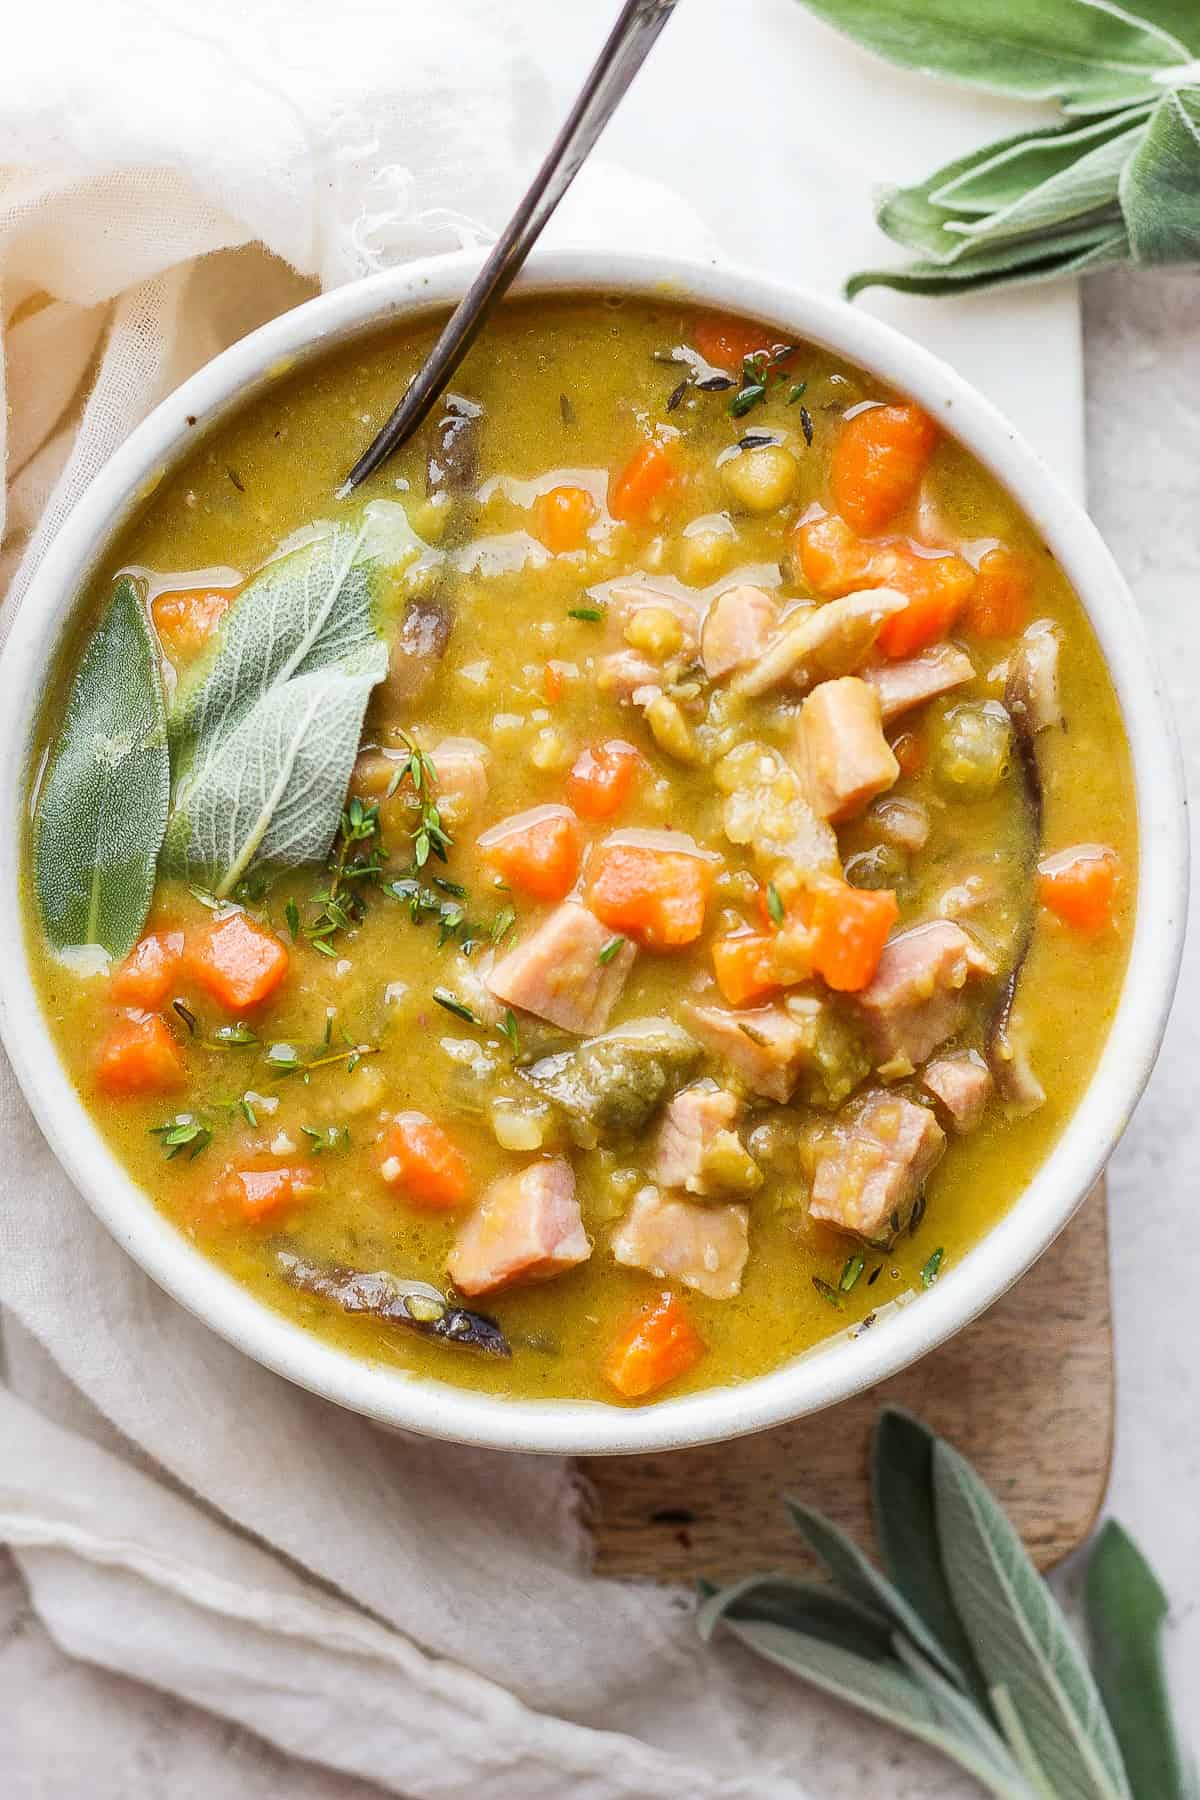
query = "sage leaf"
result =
(785, 1496, 964, 1688)
(708, 1617, 1031, 1800)
(164, 510, 407, 892)
(892, 1637, 1029, 1786)
(991, 1683, 1066, 1799)
(931, 105, 1155, 213)
(794, 0, 1189, 113)
(1085, 1521, 1193, 1800)
(872, 1409, 990, 1710)
(34, 576, 169, 959)
(696, 1572, 895, 1660)
(1121, 86, 1200, 262)
(846, 224, 1129, 297)
(942, 131, 1144, 253)
(933, 1439, 1132, 1800)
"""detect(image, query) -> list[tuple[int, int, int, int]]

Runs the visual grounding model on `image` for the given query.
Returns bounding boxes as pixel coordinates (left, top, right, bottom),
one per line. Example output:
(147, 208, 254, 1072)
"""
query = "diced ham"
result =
(597, 647, 662, 700)
(1005, 620, 1062, 734)
(485, 901, 636, 1035)
(737, 589, 906, 697)
(428, 737, 489, 827)
(652, 1079, 759, 1196)
(863, 643, 976, 723)
(447, 1157, 589, 1296)
(796, 676, 899, 823)
(989, 1025, 1046, 1114)
(922, 1051, 993, 1133)
(611, 1185, 750, 1300)
(855, 921, 996, 1076)
(701, 584, 780, 680)
(868, 796, 930, 854)
(809, 1089, 945, 1241)
(684, 1001, 811, 1103)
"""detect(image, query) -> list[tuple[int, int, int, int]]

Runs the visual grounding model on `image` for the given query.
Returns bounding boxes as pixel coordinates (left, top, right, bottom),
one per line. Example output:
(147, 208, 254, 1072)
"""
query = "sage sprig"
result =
(700, 1408, 1194, 1797)
(795, 0, 1200, 295)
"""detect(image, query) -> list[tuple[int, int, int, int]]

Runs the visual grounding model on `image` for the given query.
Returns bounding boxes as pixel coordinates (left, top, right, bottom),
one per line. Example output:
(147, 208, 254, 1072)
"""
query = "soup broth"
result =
(26, 295, 1135, 1404)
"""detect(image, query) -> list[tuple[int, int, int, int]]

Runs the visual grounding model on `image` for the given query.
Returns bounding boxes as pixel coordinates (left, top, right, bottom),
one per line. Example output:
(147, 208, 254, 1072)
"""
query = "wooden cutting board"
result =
(585, 1184, 1111, 1580)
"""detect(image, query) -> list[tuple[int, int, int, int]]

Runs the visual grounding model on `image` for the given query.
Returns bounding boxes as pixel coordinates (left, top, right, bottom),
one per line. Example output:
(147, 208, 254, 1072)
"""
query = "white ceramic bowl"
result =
(0, 250, 1186, 1454)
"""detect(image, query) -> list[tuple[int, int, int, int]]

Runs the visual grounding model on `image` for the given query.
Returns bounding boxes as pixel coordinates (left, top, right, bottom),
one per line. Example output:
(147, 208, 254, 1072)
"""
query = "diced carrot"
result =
(585, 842, 716, 949)
(890, 729, 926, 777)
(876, 551, 975, 659)
(831, 404, 937, 535)
(111, 929, 186, 1008)
(691, 312, 797, 373)
(608, 441, 679, 525)
(794, 512, 873, 596)
(532, 485, 598, 554)
(809, 881, 899, 992)
(1038, 846, 1119, 935)
(602, 1291, 705, 1399)
(965, 545, 1033, 639)
(217, 1162, 317, 1223)
(565, 740, 642, 821)
(151, 585, 237, 661)
(185, 911, 289, 1012)
(478, 806, 581, 902)
(544, 663, 565, 704)
(377, 1112, 470, 1209)
(711, 932, 782, 1007)
(95, 1011, 186, 1096)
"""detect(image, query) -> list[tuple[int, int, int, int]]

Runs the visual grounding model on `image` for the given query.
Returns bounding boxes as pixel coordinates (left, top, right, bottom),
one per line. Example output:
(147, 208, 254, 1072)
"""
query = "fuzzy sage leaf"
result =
(163, 509, 409, 893)
(34, 576, 169, 958)
(932, 1438, 1132, 1799)
(795, 0, 1200, 296)
(1085, 1521, 1194, 1800)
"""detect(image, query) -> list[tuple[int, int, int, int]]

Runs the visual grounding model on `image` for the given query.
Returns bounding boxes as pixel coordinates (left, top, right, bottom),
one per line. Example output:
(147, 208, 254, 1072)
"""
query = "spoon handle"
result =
(342, 0, 682, 494)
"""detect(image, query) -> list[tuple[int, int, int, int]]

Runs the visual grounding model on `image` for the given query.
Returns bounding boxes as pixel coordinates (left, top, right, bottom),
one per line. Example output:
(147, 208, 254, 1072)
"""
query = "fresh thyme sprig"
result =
(388, 731, 452, 868)
(149, 1114, 213, 1160)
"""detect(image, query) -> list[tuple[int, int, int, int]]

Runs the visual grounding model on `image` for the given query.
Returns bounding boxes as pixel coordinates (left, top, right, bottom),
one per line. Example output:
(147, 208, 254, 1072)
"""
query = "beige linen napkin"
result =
(0, 3, 817, 1796)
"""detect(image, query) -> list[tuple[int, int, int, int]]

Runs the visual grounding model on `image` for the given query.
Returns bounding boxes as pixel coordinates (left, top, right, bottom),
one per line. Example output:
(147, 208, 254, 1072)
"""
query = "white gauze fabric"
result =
(0, 3, 817, 1797)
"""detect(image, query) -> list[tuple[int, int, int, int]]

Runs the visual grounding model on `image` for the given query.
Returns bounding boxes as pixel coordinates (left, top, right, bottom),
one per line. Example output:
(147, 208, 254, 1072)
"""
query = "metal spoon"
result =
(341, 0, 682, 494)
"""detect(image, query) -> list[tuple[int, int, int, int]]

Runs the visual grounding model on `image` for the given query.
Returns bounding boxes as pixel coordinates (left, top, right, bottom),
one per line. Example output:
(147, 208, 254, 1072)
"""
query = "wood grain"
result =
(584, 1185, 1111, 1581)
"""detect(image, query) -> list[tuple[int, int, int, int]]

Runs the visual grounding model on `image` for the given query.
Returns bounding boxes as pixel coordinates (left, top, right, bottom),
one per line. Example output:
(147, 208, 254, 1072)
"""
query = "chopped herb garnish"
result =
(738, 432, 775, 450)
(738, 1021, 770, 1047)
(909, 1191, 927, 1235)
(867, 1263, 882, 1287)
(285, 897, 301, 941)
(240, 1097, 258, 1127)
(798, 405, 814, 447)
(434, 876, 468, 899)
(301, 1123, 351, 1154)
(787, 380, 808, 405)
(921, 1247, 945, 1288)
(498, 1008, 521, 1053)
(812, 1275, 844, 1310)
(172, 999, 198, 1035)
(889, 1207, 901, 1239)
(188, 885, 223, 911)
(766, 882, 785, 927)
(265, 1038, 377, 1082)
(226, 466, 245, 493)
(432, 988, 482, 1027)
(666, 377, 688, 412)
(597, 935, 626, 965)
(150, 1115, 212, 1160)
(568, 605, 605, 623)
(491, 905, 517, 946)
(560, 392, 576, 426)
(839, 1254, 866, 1294)
(729, 383, 767, 419)
(211, 1022, 258, 1047)
(387, 732, 454, 871)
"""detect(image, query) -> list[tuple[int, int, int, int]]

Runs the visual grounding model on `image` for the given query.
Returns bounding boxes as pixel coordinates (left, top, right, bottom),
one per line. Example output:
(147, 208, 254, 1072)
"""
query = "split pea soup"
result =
(26, 295, 1135, 1404)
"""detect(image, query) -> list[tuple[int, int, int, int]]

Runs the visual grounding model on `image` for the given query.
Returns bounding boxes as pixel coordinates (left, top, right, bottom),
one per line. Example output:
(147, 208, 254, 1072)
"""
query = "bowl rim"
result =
(0, 246, 1186, 1455)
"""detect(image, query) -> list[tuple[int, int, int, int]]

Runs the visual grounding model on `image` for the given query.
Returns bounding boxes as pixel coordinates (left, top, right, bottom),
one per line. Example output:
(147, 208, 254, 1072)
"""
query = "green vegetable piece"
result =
(163, 515, 395, 894)
(34, 576, 169, 959)
(785, 994, 872, 1111)
(1085, 1521, 1193, 1800)
(934, 702, 1012, 798)
(521, 1019, 699, 1149)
